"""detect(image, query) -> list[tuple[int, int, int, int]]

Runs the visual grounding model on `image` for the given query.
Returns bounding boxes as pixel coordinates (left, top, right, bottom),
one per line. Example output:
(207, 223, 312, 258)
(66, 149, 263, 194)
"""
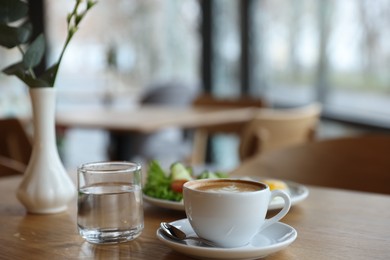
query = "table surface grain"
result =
(1, 174, 389, 260)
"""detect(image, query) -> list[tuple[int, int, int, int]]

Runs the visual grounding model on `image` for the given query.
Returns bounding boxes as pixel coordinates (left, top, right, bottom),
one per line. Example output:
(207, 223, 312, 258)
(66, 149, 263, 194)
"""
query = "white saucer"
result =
(144, 178, 309, 211)
(156, 218, 297, 260)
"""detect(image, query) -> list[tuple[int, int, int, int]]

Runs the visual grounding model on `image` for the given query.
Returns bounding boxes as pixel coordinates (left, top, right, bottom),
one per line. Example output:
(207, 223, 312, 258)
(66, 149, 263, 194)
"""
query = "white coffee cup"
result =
(183, 178, 291, 248)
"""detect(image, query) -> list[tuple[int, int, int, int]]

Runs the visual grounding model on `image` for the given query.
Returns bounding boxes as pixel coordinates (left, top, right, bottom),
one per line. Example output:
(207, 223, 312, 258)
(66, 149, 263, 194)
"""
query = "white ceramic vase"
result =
(17, 88, 76, 214)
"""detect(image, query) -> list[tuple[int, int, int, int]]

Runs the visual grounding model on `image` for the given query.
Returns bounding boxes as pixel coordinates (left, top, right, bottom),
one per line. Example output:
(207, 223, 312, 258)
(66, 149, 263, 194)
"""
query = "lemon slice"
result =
(262, 178, 289, 191)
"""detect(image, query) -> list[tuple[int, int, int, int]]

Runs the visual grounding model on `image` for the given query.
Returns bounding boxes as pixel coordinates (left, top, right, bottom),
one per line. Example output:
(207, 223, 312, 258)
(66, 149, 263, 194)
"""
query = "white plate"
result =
(143, 178, 309, 211)
(143, 194, 185, 211)
(156, 218, 297, 260)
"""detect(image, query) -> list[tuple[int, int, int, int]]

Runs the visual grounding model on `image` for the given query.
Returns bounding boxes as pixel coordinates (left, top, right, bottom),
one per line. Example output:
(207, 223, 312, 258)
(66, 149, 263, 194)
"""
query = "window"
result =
(249, 0, 390, 128)
(44, 0, 201, 109)
(212, 0, 241, 97)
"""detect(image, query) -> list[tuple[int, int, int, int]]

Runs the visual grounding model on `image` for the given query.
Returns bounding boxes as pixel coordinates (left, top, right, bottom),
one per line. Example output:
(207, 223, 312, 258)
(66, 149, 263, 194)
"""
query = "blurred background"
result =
(1, 0, 390, 171)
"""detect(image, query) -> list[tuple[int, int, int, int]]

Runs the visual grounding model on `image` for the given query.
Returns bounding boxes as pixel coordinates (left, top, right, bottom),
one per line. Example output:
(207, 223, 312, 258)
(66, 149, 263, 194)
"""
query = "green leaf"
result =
(2, 61, 50, 88)
(87, 0, 98, 10)
(39, 63, 59, 87)
(2, 61, 25, 75)
(143, 160, 183, 202)
(0, 0, 29, 24)
(0, 23, 20, 48)
(22, 77, 51, 88)
(1, 0, 97, 89)
(23, 34, 45, 69)
(17, 21, 33, 44)
(0, 22, 31, 48)
(18, 74, 50, 88)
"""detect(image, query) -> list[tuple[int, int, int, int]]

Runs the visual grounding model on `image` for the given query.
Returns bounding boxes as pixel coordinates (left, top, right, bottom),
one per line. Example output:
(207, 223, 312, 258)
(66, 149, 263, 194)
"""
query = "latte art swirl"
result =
(206, 184, 256, 193)
(190, 180, 264, 193)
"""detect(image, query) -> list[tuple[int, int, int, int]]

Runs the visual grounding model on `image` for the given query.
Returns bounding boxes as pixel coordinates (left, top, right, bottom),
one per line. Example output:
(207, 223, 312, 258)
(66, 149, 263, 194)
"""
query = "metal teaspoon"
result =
(160, 222, 218, 247)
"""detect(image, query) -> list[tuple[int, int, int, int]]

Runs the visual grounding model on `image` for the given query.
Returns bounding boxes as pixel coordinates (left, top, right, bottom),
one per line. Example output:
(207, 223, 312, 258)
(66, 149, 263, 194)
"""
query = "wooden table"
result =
(1, 174, 389, 259)
(55, 105, 258, 133)
(55, 105, 258, 164)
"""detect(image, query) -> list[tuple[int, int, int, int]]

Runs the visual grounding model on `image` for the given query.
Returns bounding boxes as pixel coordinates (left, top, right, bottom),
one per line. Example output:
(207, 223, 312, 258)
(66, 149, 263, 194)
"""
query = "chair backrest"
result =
(0, 118, 32, 166)
(231, 134, 390, 195)
(193, 94, 266, 109)
(189, 94, 267, 165)
(0, 155, 25, 177)
(238, 103, 321, 161)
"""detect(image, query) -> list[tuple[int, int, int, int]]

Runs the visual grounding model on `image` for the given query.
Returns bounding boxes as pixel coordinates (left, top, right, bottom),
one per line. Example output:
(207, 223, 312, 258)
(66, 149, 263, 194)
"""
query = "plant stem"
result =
(52, 0, 83, 86)
(17, 45, 25, 56)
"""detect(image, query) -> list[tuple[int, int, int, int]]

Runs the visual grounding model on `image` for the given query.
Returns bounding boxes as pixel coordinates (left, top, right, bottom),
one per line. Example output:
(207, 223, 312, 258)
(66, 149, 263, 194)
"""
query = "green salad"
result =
(143, 160, 228, 201)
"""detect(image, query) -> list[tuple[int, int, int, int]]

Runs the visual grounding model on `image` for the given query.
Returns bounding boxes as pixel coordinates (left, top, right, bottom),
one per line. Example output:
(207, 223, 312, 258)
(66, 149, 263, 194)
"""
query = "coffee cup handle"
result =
(260, 190, 291, 231)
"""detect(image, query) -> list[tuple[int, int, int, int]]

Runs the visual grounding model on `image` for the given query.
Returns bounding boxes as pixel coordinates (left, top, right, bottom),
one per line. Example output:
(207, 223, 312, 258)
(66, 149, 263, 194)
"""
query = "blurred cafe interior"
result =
(2, 1, 390, 259)
(1, 0, 390, 173)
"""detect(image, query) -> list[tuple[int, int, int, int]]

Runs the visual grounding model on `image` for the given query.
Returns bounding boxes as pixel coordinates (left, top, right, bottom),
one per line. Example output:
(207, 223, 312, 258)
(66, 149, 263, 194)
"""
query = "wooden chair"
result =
(192, 94, 267, 132)
(0, 155, 25, 177)
(0, 118, 32, 167)
(193, 94, 266, 108)
(189, 94, 266, 164)
(238, 103, 322, 161)
(231, 134, 390, 195)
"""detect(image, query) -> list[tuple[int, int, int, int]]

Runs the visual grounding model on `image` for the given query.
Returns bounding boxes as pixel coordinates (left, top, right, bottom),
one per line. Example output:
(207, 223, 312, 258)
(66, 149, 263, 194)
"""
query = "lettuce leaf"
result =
(143, 160, 183, 201)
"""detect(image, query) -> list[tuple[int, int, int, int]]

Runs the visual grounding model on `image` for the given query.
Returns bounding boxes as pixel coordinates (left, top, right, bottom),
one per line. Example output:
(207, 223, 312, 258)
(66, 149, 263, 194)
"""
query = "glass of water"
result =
(77, 161, 144, 244)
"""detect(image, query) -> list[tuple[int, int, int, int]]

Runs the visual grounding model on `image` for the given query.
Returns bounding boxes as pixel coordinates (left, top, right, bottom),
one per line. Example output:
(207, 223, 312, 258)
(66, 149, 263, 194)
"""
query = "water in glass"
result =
(78, 182, 143, 244)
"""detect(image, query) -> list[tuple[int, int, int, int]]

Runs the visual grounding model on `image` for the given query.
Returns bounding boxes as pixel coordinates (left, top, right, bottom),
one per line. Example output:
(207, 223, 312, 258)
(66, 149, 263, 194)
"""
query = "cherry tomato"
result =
(170, 179, 188, 193)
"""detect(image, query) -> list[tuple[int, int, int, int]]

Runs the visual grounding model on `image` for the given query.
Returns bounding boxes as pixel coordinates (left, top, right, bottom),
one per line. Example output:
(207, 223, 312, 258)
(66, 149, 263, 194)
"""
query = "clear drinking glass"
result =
(77, 161, 144, 244)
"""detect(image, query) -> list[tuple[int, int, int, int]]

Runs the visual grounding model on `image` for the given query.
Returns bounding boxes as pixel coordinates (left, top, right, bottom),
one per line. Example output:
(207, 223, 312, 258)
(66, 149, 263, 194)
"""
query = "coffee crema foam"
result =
(190, 180, 264, 193)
